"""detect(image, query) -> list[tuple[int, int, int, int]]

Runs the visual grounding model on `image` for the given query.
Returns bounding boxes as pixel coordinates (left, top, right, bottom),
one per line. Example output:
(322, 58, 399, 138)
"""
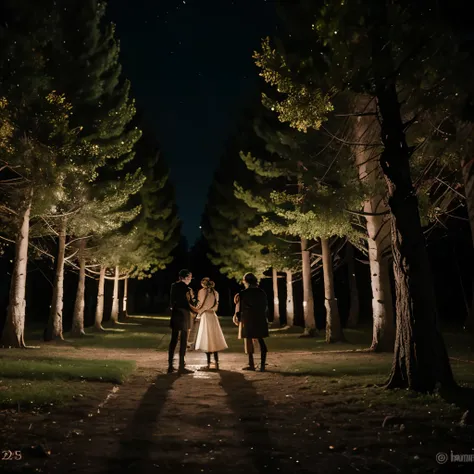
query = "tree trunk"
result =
(44, 219, 67, 341)
(370, 3, 454, 391)
(110, 266, 120, 323)
(285, 270, 295, 327)
(352, 94, 394, 351)
(271, 267, 280, 327)
(122, 276, 129, 318)
(300, 237, 316, 337)
(345, 242, 360, 328)
(369, 253, 395, 352)
(94, 265, 106, 331)
(1, 192, 32, 348)
(71, 239, 86, 337)
(321, 237, 343, 343)
(460, 134, 474, 331)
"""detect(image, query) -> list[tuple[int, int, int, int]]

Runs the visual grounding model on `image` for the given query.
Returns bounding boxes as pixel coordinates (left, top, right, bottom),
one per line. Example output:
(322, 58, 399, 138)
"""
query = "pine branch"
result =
(344, 208, 391, 217)
(65, 235, 93, 248)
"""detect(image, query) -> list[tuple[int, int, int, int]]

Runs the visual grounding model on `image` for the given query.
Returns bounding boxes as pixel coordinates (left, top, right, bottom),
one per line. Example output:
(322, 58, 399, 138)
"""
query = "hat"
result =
(178, 269, 192, 278)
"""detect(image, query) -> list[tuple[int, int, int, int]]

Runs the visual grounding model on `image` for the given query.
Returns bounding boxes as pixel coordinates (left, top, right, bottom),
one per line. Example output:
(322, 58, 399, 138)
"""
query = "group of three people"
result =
(168, 269, 269, 374)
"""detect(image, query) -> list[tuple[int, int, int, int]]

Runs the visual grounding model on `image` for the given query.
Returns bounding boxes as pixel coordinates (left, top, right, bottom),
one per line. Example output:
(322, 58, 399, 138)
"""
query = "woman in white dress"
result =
(195, 278, 228, 369)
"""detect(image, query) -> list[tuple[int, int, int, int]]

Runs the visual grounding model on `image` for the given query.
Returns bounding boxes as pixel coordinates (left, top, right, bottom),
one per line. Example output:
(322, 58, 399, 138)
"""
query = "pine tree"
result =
(20, 0, 142, 340)
(256, 0, 458, 390)
(233, 108, 319, 336)
(68, 169, 144, 335)
(0, 0, 93, 347)
(125, 129, 181, 279)
(202, 115, 272, 282)
(88, 125, 180, 324)
(104, 130, 181, 318)
(236, 109, 365, 341)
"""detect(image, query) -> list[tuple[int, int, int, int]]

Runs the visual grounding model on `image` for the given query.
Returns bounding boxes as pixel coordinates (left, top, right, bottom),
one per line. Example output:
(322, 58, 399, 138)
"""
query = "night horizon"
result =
(107, 0, 278, 244)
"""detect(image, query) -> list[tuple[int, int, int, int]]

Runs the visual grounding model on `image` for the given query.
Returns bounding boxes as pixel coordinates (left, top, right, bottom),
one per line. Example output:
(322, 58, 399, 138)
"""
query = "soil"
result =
(1, 348, 473, 474)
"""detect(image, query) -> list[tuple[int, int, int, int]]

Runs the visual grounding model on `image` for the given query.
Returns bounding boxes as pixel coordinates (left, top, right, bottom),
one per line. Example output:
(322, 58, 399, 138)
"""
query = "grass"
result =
(25, 315, 473, 362)
(0, 356, 135, 409)
(280, 356, 474, 415)
(23, 315, 376, 352)
(8, 314, 473, 412)
(2, 315, 473, 474)
(0, 379, 102, 409)
(21, 315, 474, 360)
(269, 355, 474, 446)
(0, 357, 135, 383)
(282, 356, 393, 378)
(283, 355, 474, 383)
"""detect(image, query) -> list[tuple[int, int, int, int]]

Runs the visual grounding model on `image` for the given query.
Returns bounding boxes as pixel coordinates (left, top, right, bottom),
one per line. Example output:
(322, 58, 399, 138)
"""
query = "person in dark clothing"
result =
(233, 272, 269, 372)
(168, 269, 199, 374)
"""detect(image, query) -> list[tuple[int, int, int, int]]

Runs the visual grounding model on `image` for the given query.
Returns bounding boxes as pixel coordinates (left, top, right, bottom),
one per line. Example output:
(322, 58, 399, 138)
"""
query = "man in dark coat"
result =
(168, 269, 198, 374)
(233, 272, 269, 372)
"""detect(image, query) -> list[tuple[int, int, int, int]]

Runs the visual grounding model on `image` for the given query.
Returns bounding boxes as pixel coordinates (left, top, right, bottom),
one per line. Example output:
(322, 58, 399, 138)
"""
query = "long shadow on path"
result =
(107, 372, 178, 474)
(219, 370, 303, 474)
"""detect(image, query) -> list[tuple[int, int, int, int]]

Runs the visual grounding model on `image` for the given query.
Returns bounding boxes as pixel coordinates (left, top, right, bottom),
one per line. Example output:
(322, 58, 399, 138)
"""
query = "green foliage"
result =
(251, 0, 469, 242)
(235, 103, 366, 251)
(0, 0, 144, 249)
(0, 49, 90, 225)
(47, 0, 143, 235)
(89, 124, 181, 278)
(255, 37, 336, 132)
(120, 150, 180, 277)
(202, 126, 271, 281)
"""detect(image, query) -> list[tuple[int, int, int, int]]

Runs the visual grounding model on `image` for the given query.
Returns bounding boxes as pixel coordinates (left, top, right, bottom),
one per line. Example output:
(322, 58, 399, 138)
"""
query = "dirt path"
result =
(2, 348, 473, 474)
(43, 351, 305, 474)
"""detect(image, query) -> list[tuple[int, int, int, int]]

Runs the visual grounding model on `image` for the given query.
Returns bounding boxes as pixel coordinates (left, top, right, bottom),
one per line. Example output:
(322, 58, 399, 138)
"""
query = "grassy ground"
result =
(23, 314, 474, 362)
(24, 315, 374, 351)
(2, 314, 472, 411)
(281, 356, 474, 404)
(0, 357, 135, 382)
(0, 379, 104, 410)
(1, 353, 472, 473)
(0, 356, 135, 408)
(283, 355, 474, 382)
(1, 315, 473, 473)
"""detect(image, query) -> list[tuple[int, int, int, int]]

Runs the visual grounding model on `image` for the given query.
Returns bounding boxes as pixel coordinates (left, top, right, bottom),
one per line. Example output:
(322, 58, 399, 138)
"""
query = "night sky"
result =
(107, 0, 277, 245)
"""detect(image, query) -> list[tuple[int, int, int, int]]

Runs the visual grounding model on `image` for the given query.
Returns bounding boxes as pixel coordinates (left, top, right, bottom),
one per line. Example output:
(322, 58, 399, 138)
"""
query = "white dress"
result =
(195, 289, 228, 353)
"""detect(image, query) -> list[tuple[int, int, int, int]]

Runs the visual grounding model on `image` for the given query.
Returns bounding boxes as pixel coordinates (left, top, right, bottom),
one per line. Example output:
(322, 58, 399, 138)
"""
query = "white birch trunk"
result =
(45, 219, 66, 341)
(271, 267, 280, 327)
(110, 265, 119, 323)
(285, 270, 295, 327)
(71, 239, 86, 337)
(368, 226, 395, 351)
(353, 95, 394, 351)
(300, 237, 316, 336)
(94, 265, 106, 330)
(321, 237, 343, 343)
(1, 192, 32, 348)
(122, 276, 129, 318)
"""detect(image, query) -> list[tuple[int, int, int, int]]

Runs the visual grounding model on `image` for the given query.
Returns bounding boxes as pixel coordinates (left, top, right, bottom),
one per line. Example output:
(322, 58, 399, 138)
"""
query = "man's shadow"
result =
(219, 370, 284, 474)
(107, 372, 179, 473)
